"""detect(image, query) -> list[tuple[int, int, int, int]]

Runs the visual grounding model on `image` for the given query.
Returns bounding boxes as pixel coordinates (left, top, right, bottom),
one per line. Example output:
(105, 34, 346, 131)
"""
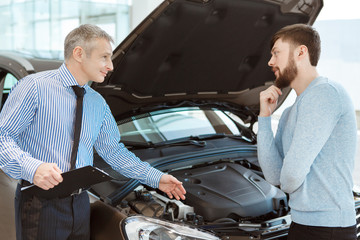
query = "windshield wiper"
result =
(120, 140, 154, 148)
(121, 133, 254, 150)
(190, 133, 255, 144)
(152, 138, 207, 148)
(120, 138, 206, 149)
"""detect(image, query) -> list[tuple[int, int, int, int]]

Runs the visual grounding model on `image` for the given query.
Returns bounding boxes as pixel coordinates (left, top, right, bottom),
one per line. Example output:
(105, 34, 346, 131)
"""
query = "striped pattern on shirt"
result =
(0, 63, 163, 188)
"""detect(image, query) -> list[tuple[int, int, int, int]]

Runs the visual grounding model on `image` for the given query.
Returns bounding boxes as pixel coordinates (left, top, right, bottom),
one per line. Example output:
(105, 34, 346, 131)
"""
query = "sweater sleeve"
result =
(257, 115, 285, 186)
(279, 84, 341, 193)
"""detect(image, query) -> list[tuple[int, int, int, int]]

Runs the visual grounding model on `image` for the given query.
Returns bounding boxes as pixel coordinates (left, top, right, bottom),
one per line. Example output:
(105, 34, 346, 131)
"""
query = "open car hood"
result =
(92, 0, 323, 121)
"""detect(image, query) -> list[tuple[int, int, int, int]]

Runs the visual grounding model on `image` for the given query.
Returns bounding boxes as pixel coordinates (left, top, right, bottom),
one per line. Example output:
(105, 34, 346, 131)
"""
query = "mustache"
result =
(272, 67, 280, 73)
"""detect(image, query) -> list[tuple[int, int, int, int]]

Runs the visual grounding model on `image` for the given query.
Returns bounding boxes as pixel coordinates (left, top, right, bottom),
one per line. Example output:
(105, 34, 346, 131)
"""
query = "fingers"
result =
(159, 174, 187, 200)
(260, 86, 282, 102)
(275, 86, 282, 95)
(53, 164, 63, 174)
(166, 185, 186, 201)
(167, 192, 174, 199)
(52, 165, 63, 183)
(167, 175, 186, 200)
(268, 91, 278, 104)
(174, 185, 186, 200)
(177, 183, 186, 195)
(33, 163, 63, 190)
(262, 85, 282, 97)
(270, 85, 282, 95)
(259, 85, 283, 117)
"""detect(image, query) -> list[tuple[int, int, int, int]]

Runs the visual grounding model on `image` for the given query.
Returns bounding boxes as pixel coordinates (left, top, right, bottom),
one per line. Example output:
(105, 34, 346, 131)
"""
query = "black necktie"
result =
(70, 86, 85, 170)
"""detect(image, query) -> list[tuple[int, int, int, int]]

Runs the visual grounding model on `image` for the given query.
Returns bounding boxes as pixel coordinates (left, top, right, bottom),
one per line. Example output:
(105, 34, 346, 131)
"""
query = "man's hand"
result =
(33, 163, 63, 190)
(259, 85, 282, 117)
(158, 174, 186, 200)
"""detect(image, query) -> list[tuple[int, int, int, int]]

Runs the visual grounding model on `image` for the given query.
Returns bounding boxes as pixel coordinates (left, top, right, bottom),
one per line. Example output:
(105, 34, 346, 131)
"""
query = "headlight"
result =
(122, 216, 220, 240)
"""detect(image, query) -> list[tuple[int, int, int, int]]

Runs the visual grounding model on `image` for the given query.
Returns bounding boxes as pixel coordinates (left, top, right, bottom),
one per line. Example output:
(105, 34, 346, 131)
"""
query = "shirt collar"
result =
(58, 63, 90, 91)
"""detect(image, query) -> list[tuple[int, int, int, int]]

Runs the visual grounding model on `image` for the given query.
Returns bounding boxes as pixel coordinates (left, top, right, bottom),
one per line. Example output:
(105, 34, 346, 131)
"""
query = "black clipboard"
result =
(21, 166, 113, 199)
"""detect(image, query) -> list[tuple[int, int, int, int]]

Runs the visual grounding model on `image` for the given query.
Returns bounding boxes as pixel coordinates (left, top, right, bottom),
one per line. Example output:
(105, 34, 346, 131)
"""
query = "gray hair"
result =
(64, 24, 114, 61)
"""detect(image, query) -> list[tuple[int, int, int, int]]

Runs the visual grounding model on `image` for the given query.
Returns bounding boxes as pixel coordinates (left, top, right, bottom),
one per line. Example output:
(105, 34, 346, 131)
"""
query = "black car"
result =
(1, 0, 359, 239)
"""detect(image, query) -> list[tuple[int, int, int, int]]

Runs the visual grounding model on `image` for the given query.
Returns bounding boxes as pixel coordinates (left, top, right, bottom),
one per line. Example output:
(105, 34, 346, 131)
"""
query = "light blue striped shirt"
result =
(0, 63, 163, 188)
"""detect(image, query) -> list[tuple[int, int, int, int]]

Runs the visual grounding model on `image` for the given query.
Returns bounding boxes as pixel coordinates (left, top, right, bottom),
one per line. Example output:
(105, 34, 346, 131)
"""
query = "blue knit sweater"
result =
(257, 76, 357, 227)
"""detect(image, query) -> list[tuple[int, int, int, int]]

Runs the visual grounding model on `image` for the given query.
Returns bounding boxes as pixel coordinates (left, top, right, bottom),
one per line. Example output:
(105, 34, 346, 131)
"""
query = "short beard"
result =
(274, 54, 298, 89)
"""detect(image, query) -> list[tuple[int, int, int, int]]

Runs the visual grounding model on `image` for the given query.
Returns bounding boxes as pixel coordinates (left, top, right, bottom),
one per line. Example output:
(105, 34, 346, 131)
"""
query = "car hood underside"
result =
(93, 0, 322, 121)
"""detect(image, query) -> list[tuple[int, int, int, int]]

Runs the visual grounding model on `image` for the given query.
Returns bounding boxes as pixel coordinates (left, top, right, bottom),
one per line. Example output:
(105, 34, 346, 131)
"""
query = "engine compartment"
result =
(171, 162, 288, 222)
(90, 155, 298, 239)
(106, 161, 289, 226)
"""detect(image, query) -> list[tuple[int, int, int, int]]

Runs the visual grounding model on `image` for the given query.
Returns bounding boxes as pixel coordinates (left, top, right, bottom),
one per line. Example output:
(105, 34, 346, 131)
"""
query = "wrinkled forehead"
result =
(85, 38, 113, 55)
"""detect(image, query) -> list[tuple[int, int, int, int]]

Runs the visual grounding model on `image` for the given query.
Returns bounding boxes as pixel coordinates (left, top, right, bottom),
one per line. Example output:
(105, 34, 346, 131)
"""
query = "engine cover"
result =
(172, 162, 287, 222)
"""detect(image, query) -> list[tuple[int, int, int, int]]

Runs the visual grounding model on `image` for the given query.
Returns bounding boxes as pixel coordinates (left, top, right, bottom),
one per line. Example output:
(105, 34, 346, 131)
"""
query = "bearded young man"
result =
(257, 24, 357, 240)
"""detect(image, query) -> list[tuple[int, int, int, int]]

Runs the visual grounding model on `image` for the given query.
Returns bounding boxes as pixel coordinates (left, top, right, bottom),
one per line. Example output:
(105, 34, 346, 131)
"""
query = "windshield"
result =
(118, 107, 250, 144)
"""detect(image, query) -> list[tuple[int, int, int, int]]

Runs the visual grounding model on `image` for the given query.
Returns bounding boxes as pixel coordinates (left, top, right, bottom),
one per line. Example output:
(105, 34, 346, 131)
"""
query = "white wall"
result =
(131, 0, 163, 30)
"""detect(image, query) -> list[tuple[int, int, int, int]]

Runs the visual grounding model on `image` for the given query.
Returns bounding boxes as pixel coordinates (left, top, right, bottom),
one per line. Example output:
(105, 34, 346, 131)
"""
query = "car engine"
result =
(114, 161, 288, 226)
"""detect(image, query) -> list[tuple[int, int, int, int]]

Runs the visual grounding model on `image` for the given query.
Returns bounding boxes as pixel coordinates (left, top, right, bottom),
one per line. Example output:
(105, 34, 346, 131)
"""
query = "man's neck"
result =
(291, 67, 319, 96)
(65, 61, 88, 86)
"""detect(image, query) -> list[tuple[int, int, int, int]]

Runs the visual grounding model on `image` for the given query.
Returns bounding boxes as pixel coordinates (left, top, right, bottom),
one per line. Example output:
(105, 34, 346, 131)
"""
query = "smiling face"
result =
(81, 38, 114, 84)
(268, 38, 298, 88)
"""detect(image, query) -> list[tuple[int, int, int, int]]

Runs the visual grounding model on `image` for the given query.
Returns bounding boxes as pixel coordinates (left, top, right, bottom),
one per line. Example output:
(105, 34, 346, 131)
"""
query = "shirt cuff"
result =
(145, 167, 164, 188)
(21, 156, 44, 183)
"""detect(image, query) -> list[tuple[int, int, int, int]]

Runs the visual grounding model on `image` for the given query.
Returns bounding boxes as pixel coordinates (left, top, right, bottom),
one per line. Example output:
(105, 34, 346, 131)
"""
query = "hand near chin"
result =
(158, 174, 186, 201)
(259, 85, 282, 117)
(33, 163, 63, 190)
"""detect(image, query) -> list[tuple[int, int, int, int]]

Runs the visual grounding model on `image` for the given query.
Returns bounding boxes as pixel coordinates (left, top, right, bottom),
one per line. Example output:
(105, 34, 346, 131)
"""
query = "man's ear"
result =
(296, 45, 308, 59)
(72, 46, 84, 63)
